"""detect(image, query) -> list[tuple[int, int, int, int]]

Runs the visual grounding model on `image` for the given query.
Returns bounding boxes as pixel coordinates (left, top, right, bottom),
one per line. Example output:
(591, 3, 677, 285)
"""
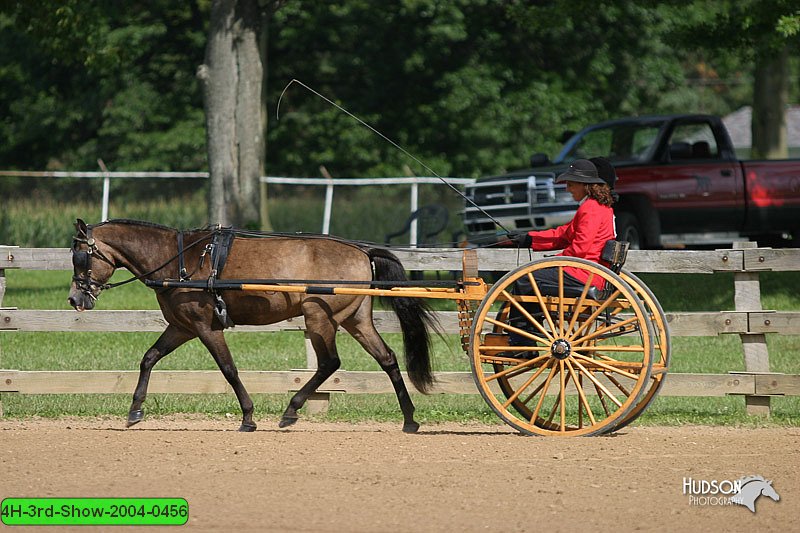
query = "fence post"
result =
(319, 166, 335, 235)
(402, 167, 421, 247)
(733, 241, 771, 415)
(409, 181, 419, 247)
(97, 159, 111, 222)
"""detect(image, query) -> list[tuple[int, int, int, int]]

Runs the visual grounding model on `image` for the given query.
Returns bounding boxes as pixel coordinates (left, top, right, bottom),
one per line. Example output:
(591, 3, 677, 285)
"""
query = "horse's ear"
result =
(75, 218, 88, 236)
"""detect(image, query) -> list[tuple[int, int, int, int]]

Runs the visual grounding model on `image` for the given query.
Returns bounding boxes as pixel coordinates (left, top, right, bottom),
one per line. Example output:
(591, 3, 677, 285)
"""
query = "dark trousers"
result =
(512, 267, 584, 297)
(508, 267, 585, 337)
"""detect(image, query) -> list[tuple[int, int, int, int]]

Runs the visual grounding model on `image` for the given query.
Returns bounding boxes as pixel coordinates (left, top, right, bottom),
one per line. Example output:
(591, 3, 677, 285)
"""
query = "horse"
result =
(730, 475, 780, 513)
(67, 219, 438, 433)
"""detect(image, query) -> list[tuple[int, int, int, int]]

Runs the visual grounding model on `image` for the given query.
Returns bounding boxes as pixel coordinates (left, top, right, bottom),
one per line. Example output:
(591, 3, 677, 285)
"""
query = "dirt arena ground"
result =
(1, 417, 797, 532)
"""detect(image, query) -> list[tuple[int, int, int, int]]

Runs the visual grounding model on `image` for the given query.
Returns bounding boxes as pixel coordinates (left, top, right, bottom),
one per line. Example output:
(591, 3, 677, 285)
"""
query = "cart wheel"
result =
(469, 257, 654, 436)
(612, 270, 671, 429)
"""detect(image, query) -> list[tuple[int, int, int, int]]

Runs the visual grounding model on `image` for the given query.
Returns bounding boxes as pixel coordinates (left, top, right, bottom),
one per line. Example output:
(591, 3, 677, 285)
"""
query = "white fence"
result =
(0, 169, 474, 246)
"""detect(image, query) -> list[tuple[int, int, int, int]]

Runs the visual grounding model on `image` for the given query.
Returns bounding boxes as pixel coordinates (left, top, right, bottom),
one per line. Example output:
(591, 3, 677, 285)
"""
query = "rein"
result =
(72, 223, 516, 307)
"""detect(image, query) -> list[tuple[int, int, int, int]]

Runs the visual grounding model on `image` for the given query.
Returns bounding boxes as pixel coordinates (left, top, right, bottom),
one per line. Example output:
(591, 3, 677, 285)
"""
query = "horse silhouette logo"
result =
(730, 475, 780, 513)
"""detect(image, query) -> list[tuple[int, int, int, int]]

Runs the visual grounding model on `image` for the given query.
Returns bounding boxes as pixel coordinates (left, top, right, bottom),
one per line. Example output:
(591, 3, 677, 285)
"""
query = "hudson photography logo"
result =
(682, 475, 780, 512)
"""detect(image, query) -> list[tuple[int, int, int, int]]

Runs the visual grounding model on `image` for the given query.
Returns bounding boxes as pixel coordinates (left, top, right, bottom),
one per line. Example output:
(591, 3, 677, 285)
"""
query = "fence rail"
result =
(1, 245, 799, 416)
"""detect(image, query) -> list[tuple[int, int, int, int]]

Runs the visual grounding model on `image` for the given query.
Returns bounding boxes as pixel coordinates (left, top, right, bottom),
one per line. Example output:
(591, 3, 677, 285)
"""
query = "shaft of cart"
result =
(145, 249, 488, 301)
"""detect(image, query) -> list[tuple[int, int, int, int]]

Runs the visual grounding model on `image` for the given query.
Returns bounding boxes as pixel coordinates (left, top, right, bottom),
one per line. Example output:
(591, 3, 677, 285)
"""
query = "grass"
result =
(1, 268, 799, 427)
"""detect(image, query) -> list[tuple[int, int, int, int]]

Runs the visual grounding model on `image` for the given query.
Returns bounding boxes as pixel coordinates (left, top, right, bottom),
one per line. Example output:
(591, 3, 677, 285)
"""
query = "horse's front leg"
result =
(128, 325, 195, 427)
(197, 329, 257, 432)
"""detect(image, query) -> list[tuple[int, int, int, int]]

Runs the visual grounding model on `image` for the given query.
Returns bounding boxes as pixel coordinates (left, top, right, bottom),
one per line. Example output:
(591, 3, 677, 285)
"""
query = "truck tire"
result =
(616, 212, 642, 249)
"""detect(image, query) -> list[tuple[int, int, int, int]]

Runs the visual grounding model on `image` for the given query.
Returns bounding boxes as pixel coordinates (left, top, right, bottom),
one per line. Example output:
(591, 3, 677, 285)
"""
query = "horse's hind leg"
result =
(342, 318, 420, 434)
(197, 329, 257, 432)
(128, 325, 195, 427)
(280, 306, 341, 428)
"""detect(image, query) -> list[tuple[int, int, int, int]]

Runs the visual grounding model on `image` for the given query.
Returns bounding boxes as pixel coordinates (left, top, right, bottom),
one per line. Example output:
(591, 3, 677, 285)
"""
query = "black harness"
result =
(206, 229, 236, 328)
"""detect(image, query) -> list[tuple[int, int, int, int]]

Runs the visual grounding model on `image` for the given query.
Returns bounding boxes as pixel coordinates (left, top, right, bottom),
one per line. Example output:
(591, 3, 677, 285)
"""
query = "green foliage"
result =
(666, 0, 800, 55)
(777, 11, 800, 36)
(0, 0, 207, 189)
(267, 1, 594, 177)
(1, 0, 798, 224)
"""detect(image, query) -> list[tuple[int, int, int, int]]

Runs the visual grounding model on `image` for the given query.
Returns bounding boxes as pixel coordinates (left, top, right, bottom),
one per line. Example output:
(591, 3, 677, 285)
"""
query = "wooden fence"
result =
(1, 244, 799, 416)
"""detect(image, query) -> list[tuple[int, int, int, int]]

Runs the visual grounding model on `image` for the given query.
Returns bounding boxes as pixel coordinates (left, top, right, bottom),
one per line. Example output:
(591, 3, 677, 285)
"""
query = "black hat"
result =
(589, 156, 617, 189)
(555, 159, 604, 184)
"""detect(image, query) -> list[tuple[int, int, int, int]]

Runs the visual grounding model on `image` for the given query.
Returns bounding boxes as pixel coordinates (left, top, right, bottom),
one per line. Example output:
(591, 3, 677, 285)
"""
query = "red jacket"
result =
(527, 198, 615, 289)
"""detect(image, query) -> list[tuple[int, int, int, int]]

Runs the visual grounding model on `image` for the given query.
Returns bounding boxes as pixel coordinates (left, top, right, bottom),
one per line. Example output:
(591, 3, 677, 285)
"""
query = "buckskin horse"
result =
(67, 219, 438, 432)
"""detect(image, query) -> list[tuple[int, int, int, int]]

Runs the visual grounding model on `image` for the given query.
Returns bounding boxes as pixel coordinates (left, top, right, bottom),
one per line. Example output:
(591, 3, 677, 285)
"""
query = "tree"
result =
(752, 8, 800, 159)
(667, 0, 800, 159)
(0, 1, 208, 198)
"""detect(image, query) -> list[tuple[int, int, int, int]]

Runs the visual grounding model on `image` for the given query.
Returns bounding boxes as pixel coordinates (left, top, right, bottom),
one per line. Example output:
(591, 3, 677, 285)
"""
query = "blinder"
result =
(71, 229, 114, 297)
(71, 245, 90, 271)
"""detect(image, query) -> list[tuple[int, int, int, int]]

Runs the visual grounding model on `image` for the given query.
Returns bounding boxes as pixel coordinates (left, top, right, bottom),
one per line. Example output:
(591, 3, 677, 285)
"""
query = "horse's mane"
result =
(739, 475, 768, 486)
(94, 219, 178, 232)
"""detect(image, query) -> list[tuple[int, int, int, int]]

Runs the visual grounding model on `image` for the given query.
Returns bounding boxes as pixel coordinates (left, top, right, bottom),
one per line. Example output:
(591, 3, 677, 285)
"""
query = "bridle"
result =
(71, 227, 118, 301)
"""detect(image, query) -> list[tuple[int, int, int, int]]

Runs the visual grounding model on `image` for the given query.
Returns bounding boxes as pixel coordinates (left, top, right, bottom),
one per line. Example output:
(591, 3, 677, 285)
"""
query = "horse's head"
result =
(68, 219, 118, 311)
(762, 480, 780, 502)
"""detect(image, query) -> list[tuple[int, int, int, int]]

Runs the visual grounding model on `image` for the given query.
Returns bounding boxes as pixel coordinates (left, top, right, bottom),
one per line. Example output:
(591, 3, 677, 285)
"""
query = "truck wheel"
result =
(616, 213, 642, 249)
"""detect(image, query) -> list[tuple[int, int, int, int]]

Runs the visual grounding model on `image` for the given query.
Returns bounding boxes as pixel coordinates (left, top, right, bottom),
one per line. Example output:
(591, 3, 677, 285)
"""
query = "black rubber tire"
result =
(616, 212, 642, 250)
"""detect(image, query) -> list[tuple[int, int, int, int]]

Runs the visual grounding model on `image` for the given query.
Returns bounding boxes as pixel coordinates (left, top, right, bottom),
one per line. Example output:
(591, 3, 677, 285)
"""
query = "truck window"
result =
(667, 123, 719, 160)
(560, 123, 662, 164)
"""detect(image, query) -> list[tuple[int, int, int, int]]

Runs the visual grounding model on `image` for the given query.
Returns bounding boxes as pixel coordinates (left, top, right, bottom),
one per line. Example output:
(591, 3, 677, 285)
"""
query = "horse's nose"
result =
(68, 295, 79, 308)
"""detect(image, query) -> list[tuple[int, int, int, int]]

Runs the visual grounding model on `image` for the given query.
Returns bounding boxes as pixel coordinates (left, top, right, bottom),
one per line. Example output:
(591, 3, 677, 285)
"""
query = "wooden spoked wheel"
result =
(469, 258, 655, 436)
(612, 270, 671, 429)
(491, 270, 670, 428)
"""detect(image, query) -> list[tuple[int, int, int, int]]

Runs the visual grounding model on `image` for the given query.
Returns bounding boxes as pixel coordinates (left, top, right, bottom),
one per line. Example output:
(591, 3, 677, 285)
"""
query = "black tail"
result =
(368, 247, 438, 394)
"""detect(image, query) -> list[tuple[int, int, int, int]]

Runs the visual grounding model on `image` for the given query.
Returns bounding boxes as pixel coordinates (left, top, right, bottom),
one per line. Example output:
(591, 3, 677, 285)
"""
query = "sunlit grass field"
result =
(1, 268, 799, 427)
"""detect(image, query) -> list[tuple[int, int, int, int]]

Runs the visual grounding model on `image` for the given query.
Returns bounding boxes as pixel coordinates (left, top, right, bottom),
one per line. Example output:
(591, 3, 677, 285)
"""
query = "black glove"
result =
(507, 231, 532, 248)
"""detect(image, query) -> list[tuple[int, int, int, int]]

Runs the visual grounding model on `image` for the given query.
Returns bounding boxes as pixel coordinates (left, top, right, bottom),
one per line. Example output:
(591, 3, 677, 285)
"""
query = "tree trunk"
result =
(259, 5, 273, 231)
(751, 45, 789, 160)
(198, 0, 264, 228)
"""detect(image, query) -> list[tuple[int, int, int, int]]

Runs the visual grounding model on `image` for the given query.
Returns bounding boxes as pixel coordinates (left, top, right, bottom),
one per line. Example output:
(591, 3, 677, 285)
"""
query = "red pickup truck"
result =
(463, 114, 800, 248)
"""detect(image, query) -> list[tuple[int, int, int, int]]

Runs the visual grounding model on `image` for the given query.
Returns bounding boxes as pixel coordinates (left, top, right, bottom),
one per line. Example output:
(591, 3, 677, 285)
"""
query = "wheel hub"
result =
(550, 339, 571, 360)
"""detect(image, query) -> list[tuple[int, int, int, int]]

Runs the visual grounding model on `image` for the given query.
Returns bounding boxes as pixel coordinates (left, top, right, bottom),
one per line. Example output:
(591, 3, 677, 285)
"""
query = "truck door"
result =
(653, 120, 744, 233)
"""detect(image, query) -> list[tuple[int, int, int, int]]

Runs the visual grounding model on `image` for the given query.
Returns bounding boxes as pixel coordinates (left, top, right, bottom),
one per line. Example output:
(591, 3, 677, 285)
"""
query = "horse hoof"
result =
(278, 416, 298, 429)
(238, 423, 257, 432)
(126, 410, 144, 428)
(402, 421, 420, 434)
